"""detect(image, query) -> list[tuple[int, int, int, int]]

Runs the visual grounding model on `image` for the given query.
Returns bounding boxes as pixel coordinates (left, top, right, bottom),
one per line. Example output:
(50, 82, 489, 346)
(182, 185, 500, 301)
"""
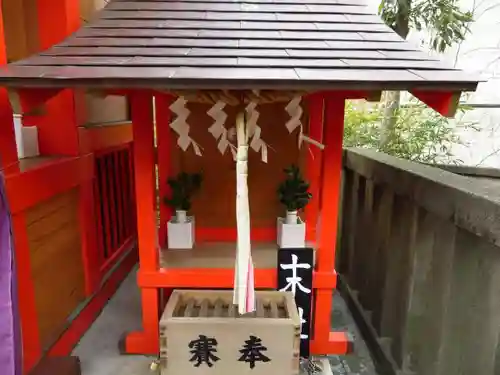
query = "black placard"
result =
(277, 248, 314, 358)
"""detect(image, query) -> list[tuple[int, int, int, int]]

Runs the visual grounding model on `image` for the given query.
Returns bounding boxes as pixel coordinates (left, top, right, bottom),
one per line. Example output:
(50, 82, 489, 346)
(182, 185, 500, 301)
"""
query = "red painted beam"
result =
(9, 88, 62, 115)
(411, 90, 461, 118)
(137, 269, 337, 289)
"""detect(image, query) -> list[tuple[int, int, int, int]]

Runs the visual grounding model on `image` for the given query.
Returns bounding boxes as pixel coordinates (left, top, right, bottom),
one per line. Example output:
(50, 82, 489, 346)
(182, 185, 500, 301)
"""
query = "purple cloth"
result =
(0, 172, 22, 375)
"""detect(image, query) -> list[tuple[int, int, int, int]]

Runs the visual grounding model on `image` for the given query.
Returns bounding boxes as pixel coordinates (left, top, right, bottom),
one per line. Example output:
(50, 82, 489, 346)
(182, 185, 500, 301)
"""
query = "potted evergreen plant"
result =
(164, 172, 202, 249)
(276, 165, 312, 248)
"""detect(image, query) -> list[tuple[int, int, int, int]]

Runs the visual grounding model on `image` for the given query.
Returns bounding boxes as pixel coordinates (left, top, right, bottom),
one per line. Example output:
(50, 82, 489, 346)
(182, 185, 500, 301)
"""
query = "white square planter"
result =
(167, 216, 195, 249)
(14, 115, 39, 159)
(277, 217, 306, 248)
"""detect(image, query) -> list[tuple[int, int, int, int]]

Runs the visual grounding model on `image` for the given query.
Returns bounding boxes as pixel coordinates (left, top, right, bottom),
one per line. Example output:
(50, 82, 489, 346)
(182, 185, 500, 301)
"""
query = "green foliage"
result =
(277, 165, 312, 212)
(379, 0, 473, 52)
(163, 172, 203, 211)
(343, 100, 477, 164)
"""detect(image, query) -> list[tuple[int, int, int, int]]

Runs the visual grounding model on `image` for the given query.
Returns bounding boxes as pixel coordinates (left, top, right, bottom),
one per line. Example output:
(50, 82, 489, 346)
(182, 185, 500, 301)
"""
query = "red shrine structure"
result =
(0, 0, 479, 372)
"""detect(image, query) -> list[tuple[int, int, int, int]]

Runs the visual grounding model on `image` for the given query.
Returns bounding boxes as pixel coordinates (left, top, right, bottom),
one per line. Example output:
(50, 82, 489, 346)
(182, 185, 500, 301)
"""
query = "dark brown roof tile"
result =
(295, 68, 423, 81)
(279, 31, 363, 40)
(0, 0, 480, 92)
(187, 47, 289, 56)
(172, 66, 299, 80)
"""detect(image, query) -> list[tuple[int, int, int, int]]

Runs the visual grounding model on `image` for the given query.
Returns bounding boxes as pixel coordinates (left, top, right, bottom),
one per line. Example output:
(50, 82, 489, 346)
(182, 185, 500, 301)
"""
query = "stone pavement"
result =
(328, 293, 378, 375)
(73, 269, 378, 375)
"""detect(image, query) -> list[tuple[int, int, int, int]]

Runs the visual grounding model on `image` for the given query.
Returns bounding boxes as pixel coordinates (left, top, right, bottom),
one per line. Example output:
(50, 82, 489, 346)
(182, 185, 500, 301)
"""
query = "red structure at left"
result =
(0, 1, 137, 373)
(0, 0, 480, 374)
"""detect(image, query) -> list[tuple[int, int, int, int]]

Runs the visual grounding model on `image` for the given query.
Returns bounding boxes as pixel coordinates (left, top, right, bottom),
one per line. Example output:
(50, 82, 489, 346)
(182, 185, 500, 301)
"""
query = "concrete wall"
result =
(339, 148, 500, 375)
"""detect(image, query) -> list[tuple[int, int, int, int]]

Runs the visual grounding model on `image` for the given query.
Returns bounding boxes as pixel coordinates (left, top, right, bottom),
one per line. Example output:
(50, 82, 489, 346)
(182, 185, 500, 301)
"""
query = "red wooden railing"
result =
(94, 143, 136, 276)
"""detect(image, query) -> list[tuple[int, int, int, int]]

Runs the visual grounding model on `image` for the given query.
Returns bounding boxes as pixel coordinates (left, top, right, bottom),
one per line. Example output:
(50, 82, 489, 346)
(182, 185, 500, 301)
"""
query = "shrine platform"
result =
(72, 268, 378, 375)
(160, 241, 317, 269)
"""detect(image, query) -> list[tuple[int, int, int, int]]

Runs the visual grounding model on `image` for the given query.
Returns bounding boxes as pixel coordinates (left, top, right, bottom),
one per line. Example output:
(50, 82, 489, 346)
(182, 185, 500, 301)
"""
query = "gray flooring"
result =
(73, 268, 377, 375)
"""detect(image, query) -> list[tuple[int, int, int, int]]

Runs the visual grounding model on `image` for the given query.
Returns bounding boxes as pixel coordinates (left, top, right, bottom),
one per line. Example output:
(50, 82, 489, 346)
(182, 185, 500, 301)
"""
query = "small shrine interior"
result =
(0, 0, 479, 361)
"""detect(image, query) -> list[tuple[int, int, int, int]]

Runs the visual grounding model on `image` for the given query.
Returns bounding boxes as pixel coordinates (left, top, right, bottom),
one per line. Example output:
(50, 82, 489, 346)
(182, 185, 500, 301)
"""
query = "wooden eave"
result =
(0, 0, 481, 94)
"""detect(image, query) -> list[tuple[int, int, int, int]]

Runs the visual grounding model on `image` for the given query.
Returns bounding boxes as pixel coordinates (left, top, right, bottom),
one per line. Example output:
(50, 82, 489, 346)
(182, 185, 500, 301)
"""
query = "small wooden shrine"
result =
(0, 0, 479, 361)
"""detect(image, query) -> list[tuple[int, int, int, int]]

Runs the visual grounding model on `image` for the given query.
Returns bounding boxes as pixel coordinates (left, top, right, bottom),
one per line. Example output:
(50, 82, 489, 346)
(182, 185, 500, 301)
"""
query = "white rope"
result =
(234, 112, 255, 314)
(169, 97, 202, 156)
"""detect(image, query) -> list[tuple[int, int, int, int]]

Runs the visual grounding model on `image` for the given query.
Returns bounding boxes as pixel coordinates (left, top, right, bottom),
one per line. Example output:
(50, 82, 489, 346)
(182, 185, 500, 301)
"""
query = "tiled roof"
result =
(0, 0, 480, 91)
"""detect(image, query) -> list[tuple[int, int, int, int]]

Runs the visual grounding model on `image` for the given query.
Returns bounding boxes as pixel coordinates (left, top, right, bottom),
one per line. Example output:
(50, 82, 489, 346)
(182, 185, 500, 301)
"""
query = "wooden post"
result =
(312, 94, 346, 353)
(305, 94, 324, 242)
(123, 92, 160, 354)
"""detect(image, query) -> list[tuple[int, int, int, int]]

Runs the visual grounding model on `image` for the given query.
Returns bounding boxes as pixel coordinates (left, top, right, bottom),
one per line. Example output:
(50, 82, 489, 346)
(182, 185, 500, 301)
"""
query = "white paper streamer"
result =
(208, 100, 236, 160)
(285, 96, 303, 134)
(169, 97, 202, 156)
(245, 102, 268, 163)
(285, 96, 325, 151)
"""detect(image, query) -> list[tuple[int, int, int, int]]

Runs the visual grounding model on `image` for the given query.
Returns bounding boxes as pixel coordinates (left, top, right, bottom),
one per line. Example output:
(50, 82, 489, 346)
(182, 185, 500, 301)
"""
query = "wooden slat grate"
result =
(173, 297, 289, 318)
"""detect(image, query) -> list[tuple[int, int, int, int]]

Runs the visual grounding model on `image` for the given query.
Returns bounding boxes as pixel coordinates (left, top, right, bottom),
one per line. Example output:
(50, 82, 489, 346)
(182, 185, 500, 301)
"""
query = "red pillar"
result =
(31, 0, 82, 155)
(155, 93, 174, 248)
(35, 0, 100, 295)
(305, 94, 324, 242)
(79, 171, 100, 295)
(0, 2, 41, 372)
(310, 93, 351, 355)
(123, 92, 159, 354)
(0, 0, 18, 169)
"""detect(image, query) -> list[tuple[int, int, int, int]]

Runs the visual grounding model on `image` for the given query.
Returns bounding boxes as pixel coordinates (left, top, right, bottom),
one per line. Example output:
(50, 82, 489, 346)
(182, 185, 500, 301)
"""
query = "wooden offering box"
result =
(160, 290, 301, 375)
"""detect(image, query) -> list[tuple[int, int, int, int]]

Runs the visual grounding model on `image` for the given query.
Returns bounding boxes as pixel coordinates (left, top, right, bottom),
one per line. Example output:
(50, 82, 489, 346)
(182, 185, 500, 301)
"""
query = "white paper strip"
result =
(245, 101, 268, 163)
(285, 96, 325, 151)
(169, 96, 202, 155)
(285, 96, 303, 133)
(208, 100, 235, 157)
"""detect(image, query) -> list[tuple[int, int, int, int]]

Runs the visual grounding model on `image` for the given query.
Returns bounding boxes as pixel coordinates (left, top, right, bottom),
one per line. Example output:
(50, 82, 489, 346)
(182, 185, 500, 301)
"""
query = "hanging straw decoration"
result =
(285, 96, 325, 151)
(207, 100, 237, 160)
(169, 97, 202, 156)
(233, 111, 255, 315)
